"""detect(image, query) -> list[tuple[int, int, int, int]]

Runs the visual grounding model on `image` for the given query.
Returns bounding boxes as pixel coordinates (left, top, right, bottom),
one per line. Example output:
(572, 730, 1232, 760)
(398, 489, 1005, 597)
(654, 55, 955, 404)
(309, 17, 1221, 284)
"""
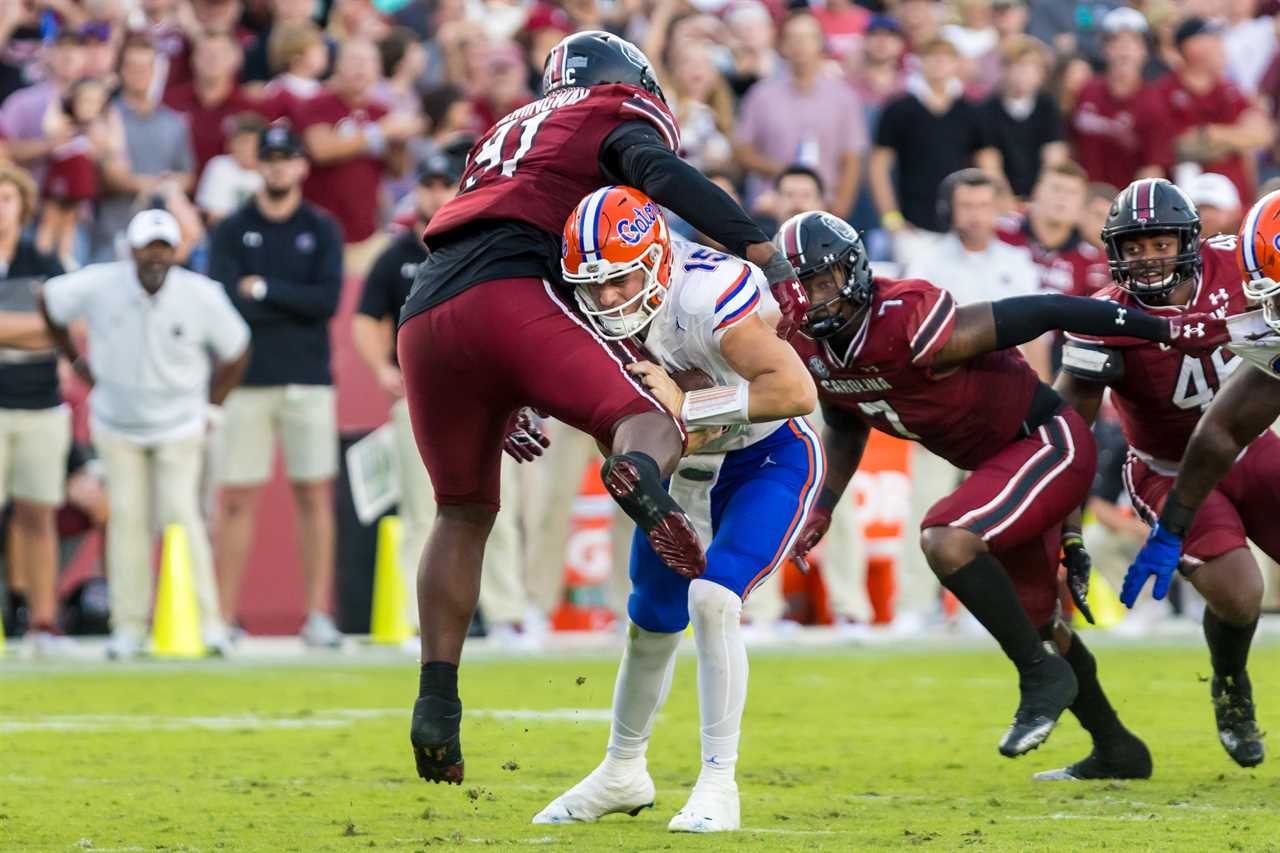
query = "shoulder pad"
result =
(1062, 340, 1124, 383)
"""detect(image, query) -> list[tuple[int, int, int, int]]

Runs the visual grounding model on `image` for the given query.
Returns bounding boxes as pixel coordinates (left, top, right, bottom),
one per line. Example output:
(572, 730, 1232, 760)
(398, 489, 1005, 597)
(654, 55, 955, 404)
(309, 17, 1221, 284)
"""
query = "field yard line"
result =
(0, 707, 616, 733)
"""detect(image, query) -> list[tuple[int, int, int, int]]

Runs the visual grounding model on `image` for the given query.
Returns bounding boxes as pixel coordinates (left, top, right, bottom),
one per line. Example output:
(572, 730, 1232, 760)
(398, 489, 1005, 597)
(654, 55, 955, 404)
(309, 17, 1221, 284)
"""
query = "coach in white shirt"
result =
(39, 209, 251, 658)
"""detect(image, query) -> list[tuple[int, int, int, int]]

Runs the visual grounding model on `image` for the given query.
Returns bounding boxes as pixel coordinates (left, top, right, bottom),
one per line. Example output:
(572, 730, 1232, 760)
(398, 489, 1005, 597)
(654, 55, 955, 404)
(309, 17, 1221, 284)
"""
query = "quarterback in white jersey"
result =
(524, 186, 820, 833)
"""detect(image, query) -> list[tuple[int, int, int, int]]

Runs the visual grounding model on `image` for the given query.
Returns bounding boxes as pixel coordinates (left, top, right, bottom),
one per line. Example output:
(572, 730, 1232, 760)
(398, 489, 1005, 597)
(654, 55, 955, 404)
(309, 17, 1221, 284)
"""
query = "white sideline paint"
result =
(0, 707, 616, 733)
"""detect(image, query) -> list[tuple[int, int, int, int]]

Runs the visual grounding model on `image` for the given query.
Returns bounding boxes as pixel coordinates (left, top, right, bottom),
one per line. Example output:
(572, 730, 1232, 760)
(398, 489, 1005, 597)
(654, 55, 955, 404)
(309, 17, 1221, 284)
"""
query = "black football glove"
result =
(503, 408, 550, 463)
(1062, 532, 1094, 625)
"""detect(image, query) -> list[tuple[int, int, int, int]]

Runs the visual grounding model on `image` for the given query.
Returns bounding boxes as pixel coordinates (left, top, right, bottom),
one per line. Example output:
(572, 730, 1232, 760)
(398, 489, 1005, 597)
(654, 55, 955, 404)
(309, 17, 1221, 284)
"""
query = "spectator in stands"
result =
(38, 78, 114, 267)
(942, 0, 1000, 95)
(163, 31, 259, 182)
(734, 10, 868, 217)
(896, 0, 943, 54)
(751, 164, 825, 236)
(849, 15, 908, 109)
(1223, 0, 1277, 96)
(1068, 7, 1163, 192)
(244, 0, 331, 83)
(196, 113, 267, 224)
(980, 35, 1066, 198)
(998, 160, 1108, 297)
(258, 19, 329, 122)
(40, 208, 250, 659)
(469, 41, 532, 133)
(210, 126, 344, 649)
(1080, 180, 1119, 252)
(91, 36, 195, 263)
(662, 36, 735, 173)
(79, 19, 121, 93)
(0, 28, 87, 184)
(870, 37, 999, 260)
(299, 38, 423, 276)
(723, 0, 778, 97)
(374, 27, 427, 116)
(1187, 172, 1244, 238)
(0, 163, 68, 656)
(1147, 16, 1272, 204)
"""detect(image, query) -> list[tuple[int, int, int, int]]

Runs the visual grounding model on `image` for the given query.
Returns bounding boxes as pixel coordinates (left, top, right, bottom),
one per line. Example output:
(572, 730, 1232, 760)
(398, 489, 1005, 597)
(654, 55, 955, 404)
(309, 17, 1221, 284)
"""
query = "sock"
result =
(1060, 631, 1124, 741)
(606, 623, 681, 765)
(688, 579, 747, 785)
(1204, 609, 1258, 679)
(420, 660, 459, 702)
(941, 553, 1044, 670)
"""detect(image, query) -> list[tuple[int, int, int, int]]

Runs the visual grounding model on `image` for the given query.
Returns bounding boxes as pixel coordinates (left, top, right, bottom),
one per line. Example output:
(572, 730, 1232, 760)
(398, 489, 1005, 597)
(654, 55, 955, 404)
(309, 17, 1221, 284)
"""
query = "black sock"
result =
(941, 553, 1044, 670)
(1062, 632, 1124, 741)
(420, 660, 459, 703)
(1204, 609, 1258, 678)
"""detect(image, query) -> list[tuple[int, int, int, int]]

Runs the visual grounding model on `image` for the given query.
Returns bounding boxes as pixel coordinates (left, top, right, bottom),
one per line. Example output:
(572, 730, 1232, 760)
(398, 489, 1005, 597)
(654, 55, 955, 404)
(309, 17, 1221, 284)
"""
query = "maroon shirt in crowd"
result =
(1069, 75, 1162, 190)
(164, 83, 265, 180)
(1144, 72, 1254, 203)
(998, 214, 1110, 297)
(294, 91, 389, 243)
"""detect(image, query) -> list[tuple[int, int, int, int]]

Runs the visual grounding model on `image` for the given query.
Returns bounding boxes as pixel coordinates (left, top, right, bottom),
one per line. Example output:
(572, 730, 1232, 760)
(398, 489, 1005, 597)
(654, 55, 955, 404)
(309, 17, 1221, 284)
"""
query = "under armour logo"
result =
(1208, 288, 1230, 306)
(1115, 307, 1127, 326)
(1181, 322, 1206, 338)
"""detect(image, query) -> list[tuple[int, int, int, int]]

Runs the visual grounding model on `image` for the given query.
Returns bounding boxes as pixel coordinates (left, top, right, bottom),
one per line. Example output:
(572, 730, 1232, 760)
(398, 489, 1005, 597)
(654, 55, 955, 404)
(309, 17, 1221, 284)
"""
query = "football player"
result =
(526, 187, 818, 833)
(396, 32, 809, 784)
(1119, 186, 1280, 768)
(779, 210, 1223, 766)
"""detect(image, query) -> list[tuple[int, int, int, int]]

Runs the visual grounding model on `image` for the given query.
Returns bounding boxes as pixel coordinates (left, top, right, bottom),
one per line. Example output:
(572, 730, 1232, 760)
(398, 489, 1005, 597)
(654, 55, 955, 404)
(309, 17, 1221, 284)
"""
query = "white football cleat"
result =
(532, 760, 655, 824)
(667, 778, 740, 833)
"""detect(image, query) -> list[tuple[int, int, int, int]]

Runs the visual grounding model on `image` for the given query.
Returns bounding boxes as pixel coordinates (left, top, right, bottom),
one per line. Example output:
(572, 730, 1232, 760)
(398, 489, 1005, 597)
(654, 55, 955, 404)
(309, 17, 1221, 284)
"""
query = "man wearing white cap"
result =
(39, 208, 251, 659)
(1187, 172, 1243, 238)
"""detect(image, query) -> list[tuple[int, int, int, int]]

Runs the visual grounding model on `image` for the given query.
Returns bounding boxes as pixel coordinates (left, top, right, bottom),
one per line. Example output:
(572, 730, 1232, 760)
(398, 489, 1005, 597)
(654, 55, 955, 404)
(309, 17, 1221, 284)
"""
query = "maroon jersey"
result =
(1068, 75, 1160, 190)
(794, 278, 1041, 470)
(997, 214, 1110, 297)
(1064, 238, 1247, 464)
(423, 83, 680, 248)
(294, 91, 389, 243)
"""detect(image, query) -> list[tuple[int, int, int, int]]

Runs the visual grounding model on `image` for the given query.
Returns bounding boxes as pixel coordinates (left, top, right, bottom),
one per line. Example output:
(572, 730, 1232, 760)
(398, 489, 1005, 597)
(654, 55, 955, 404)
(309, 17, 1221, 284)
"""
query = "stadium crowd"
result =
(1, 0, 1279, 655)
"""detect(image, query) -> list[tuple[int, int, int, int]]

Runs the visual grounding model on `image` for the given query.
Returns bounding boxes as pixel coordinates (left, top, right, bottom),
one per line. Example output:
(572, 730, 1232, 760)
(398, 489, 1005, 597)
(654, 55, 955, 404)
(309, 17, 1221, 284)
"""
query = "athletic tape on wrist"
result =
(681, 382, 750, 426)
(1159, 495, 1195, 538)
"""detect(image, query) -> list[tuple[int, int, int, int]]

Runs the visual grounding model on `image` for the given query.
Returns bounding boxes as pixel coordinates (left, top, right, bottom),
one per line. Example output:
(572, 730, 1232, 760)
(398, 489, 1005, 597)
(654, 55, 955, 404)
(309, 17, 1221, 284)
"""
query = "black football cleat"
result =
(1033, 730, 1153, 781)
(601, 453, 705, 579)
(999, 653, 1078, 758)
(411, 695, 465, 784)
(1212, 672, 1265, 768)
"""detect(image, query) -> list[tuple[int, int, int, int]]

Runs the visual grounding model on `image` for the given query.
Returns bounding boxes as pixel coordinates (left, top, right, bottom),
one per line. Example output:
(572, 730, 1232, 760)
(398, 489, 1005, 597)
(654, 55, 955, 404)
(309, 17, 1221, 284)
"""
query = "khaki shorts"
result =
(220, 385, 338, 486)
(0, 405, 72, 506)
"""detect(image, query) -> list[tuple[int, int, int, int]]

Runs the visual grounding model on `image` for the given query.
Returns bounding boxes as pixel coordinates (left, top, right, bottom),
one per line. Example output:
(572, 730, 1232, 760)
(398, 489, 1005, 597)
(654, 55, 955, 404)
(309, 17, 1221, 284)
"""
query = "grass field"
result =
(3, 637, 1280, 852)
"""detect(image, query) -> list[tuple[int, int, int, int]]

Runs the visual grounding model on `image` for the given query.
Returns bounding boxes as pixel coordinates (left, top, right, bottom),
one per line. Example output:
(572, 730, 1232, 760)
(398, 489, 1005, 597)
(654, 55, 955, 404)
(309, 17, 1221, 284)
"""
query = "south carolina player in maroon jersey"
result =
(396, 31, 810, 785)
(775, 210, 1224, 766)
(1056, 178, 1271, 769)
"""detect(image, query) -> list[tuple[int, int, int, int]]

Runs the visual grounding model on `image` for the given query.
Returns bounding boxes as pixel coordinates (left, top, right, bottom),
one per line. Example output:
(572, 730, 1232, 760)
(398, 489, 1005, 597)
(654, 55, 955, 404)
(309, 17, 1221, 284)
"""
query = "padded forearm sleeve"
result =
(992, 295, 1171, 350)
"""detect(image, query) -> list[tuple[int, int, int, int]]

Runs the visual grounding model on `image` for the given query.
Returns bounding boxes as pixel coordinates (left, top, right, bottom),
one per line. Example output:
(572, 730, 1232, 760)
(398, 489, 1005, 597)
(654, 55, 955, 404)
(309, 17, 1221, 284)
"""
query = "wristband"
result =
(759, 251, 794, 285)
(1061, 534, 1084, 549)
(364, 122, 386, 156)
(881, 210, 905, 231)
(681, 382, 750, 426)
(1158, 494, 1195, 538)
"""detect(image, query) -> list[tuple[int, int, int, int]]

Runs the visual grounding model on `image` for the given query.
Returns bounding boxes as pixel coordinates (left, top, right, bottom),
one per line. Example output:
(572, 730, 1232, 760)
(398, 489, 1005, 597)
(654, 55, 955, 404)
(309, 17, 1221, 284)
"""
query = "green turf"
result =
(2, 639, 1279, 852)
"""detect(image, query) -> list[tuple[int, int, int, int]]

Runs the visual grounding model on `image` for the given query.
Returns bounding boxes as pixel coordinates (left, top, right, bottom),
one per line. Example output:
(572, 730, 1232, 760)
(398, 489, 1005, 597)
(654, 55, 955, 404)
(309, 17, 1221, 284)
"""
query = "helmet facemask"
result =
(1244, 276, 1280, 334)
(567, 242, 671, 340)
(801, 262, 868, 340)
(1105, 227, 1201, 299)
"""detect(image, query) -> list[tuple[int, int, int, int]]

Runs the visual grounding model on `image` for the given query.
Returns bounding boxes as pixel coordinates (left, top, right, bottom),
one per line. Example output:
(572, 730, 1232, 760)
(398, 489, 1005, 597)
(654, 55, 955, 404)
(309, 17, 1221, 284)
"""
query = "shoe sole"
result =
(602, 459, 705, 579)
(413, 740, 465, 784)
(531, 801, 654, 824)
(999, 716, 1057, 758)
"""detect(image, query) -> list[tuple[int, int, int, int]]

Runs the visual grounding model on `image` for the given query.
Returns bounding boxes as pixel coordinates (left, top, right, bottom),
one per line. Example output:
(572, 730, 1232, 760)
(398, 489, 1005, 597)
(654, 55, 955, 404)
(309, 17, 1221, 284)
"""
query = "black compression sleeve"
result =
(991, 295, 1172, 350)
(601, 122, 769, 257)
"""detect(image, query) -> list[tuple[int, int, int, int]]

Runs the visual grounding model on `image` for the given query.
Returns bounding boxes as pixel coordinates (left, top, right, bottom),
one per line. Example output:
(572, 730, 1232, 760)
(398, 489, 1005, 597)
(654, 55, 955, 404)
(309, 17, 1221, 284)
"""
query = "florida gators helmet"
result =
(1239, 189, 1280, 333)
(562, 186, 673, 340)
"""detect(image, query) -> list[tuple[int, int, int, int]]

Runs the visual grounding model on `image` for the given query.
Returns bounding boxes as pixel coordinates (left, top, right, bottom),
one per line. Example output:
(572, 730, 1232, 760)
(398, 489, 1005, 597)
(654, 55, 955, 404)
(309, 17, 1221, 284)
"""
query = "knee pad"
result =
(688, 578, 742, 628)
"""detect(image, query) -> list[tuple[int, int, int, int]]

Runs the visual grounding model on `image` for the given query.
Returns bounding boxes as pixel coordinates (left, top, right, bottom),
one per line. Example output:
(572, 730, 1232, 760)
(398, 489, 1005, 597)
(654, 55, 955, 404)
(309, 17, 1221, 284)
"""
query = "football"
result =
(669, 366, 715, 392)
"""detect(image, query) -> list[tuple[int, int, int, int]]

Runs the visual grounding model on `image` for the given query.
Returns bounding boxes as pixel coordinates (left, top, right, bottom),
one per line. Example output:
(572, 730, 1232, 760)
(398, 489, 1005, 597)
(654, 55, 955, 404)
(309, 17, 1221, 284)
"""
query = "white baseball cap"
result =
(1101, 7, 1149, 35)
(126, 208, 182, 249)
(1187, 172, 1241, 212)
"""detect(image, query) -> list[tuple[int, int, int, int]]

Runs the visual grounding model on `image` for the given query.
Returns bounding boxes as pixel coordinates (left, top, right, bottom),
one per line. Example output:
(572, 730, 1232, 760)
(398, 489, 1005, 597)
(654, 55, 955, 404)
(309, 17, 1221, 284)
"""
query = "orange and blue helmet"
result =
(562, 185, 673, 340)
(1240, 189, 1280, 332)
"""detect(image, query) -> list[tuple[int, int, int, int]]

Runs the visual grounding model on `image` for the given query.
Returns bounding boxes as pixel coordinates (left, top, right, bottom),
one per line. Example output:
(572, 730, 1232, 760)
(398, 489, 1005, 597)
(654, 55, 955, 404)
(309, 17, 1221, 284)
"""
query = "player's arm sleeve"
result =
(710, 264, 763, 342)
(600, 122, 769, 257)
(1061, 339, 1125, 383)
(991, 294, 1171, 350)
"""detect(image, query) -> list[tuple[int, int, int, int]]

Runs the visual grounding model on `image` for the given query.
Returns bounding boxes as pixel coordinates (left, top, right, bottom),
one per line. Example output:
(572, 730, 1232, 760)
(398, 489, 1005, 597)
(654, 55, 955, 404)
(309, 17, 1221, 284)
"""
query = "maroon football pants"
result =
(397, 276, 679, 511)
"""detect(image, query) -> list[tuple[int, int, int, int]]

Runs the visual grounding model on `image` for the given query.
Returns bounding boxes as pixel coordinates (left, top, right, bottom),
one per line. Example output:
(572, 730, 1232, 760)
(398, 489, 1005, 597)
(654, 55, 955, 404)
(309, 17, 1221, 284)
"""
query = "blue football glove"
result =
(1120, 522, 1183, 608)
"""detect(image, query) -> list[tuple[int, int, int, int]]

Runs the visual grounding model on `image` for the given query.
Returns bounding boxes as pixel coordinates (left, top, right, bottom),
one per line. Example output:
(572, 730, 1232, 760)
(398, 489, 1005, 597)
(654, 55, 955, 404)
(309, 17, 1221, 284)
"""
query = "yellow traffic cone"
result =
(371, 516, 412, 644)
(152, 524, 206, 658)
(0, 607, 6, 656)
